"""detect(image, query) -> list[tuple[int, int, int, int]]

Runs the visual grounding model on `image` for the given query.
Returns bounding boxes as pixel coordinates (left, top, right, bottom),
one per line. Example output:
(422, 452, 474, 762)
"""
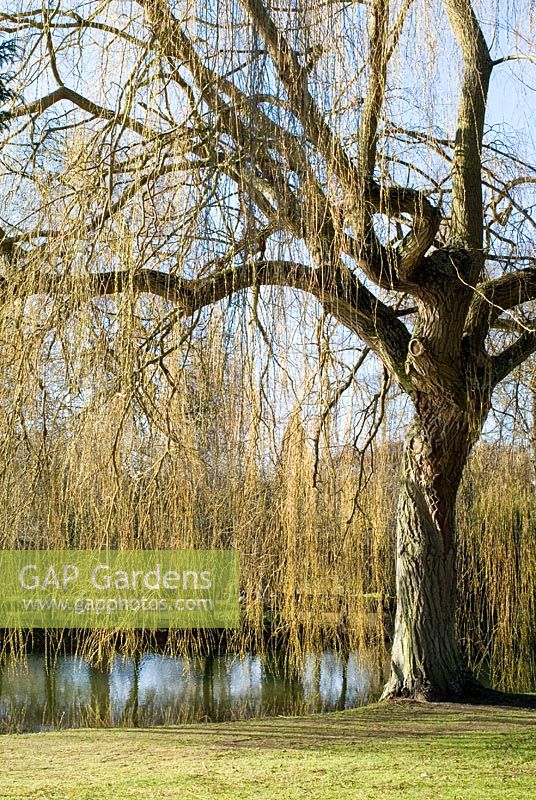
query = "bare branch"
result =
(11, 86, 153, 138)
(0, 253, 412, 389)
(492, 330, 536, 386)
(444, 0, 492, 266)
(466, 267, 536, 337)
(357, 0, 390, 180)
(492, 54, 536, 67)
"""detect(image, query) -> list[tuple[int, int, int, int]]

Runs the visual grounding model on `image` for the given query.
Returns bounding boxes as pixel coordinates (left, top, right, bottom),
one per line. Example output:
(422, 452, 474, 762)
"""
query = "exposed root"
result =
(381, 675, 536, 708)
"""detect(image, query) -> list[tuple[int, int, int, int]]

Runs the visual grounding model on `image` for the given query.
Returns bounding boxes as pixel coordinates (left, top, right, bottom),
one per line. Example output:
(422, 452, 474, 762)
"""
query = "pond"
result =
(0, 650, 388, 732)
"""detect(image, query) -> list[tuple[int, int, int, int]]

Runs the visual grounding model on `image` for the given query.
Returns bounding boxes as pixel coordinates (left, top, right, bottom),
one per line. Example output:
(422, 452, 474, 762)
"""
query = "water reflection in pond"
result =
(0, 651, 387, 731)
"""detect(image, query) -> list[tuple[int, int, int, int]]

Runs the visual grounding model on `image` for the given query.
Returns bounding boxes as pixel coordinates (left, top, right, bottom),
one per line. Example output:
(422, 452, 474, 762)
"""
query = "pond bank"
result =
(1, 701, 535, 799)
(0, 650, 387, 731)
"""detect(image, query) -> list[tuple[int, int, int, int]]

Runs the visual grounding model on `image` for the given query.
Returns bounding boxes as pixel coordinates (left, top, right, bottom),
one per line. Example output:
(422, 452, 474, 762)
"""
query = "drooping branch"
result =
(9, 0, 524, 398)
(0, 254, 412, 389)
(0, 9, 147, 49)
(133, 0, 438, 314)
(9, 2, 441, 298)
(240, 0, 439, 287)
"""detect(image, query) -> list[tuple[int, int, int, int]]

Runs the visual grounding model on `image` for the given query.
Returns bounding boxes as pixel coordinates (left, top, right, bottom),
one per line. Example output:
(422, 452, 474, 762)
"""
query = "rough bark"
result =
(381, 393, 480, 700)
(380, 248, 491, 700)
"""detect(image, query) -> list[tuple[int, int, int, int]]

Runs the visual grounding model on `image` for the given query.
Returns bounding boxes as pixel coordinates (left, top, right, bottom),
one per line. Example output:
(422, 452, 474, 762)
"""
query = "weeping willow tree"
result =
(0, 0, 534, 700)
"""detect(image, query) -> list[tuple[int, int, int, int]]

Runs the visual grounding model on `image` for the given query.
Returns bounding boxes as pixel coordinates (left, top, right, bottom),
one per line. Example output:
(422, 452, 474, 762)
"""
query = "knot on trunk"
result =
(408, 337, 426, 358)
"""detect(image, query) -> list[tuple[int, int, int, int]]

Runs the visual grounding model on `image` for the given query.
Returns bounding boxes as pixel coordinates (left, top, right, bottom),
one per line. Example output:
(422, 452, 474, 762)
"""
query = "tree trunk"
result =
(381, 395, 480, 700)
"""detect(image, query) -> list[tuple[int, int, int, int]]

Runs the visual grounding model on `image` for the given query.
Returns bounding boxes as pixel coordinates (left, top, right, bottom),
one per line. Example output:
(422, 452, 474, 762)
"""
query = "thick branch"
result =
(357, 0, 389, 180)
(11, 86, 152, 137)
(116, 262, 411, 386)
(492, 331, 536, 386)
(466, 267, 536, 338)
(444, 0, 492, 264)
(0, 260, 311, 311)
(0, 257, 412, 389)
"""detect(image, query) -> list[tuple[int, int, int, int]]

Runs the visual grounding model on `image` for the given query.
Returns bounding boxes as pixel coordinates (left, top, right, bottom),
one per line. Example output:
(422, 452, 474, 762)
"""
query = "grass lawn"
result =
(0, 702, 535, 799)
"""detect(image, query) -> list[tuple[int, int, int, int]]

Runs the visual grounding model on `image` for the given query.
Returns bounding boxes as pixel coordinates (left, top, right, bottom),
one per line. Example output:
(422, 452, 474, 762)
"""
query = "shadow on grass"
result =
(122, 701, 535, 751)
